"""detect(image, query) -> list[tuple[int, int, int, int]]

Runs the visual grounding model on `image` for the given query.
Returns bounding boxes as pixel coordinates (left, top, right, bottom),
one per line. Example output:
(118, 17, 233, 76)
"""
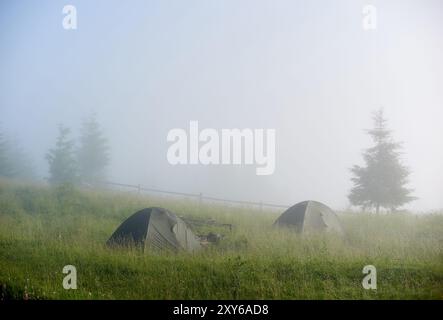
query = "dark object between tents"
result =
(274, 200, 343, 234)
(107, 207, 201, 253)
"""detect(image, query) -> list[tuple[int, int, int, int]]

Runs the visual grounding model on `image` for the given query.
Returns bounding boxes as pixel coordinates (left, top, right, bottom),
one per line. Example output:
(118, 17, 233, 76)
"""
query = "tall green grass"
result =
(0, 179, 442, 299)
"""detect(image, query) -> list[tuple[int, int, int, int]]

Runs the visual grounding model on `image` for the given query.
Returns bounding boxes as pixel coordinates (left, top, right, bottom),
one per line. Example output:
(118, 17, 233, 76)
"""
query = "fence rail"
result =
(101, 181, 290, 210)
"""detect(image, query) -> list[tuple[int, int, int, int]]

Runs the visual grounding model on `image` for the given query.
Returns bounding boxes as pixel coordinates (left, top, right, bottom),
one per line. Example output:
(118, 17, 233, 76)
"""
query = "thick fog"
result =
(1, 0, 442, 211)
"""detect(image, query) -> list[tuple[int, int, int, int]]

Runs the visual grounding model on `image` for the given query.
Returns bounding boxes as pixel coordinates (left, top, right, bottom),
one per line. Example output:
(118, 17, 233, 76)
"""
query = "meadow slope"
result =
(0, 179, 442, 300)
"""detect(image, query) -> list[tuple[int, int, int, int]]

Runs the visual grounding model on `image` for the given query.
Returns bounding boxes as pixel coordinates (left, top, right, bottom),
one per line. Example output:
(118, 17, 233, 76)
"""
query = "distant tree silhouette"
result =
(8, 137, 35, 179)
(0, 125, 35, 179)
(77, 114, 109, 185)
(0, 127, 14, 178)
(348, 109, 415, 213)
(46, 125, 78, 185)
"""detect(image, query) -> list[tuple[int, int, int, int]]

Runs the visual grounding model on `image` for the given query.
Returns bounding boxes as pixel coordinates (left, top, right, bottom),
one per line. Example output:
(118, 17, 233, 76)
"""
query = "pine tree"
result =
(77, 115, 109, 185)
(0, 127, 14, 178)
(348, 109, 415, 213)
(0, 127, 34, 179)
(8, 137, 35, 179)
(46, 125, 78, 185)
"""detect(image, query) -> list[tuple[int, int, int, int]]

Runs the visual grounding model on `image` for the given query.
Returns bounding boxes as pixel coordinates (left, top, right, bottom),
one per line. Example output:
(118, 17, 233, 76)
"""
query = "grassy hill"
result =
(0, 179, 442, 299)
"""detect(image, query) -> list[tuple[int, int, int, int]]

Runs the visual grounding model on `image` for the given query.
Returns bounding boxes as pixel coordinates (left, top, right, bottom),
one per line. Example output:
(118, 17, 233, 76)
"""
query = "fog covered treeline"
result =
(0, 124, 35, 179)
(1, 109, 415, 212)
(0, 114, 109, 186)
(46, 114, 110, 186)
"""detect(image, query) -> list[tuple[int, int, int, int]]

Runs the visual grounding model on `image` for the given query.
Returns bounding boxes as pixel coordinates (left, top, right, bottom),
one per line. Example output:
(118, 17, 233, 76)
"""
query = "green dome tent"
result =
(107, 207, 201, 253)
(274, 200, 343, 234)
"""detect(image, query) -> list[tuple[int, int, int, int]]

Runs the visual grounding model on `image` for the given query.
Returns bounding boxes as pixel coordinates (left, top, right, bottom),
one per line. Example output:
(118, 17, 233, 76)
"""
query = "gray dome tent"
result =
(274, 200, 343, 234)
(107, 207, 201, 253)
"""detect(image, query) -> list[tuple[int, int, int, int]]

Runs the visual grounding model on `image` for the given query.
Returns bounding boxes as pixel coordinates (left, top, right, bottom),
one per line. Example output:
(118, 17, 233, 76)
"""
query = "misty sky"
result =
(1, 0, 442, 211)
